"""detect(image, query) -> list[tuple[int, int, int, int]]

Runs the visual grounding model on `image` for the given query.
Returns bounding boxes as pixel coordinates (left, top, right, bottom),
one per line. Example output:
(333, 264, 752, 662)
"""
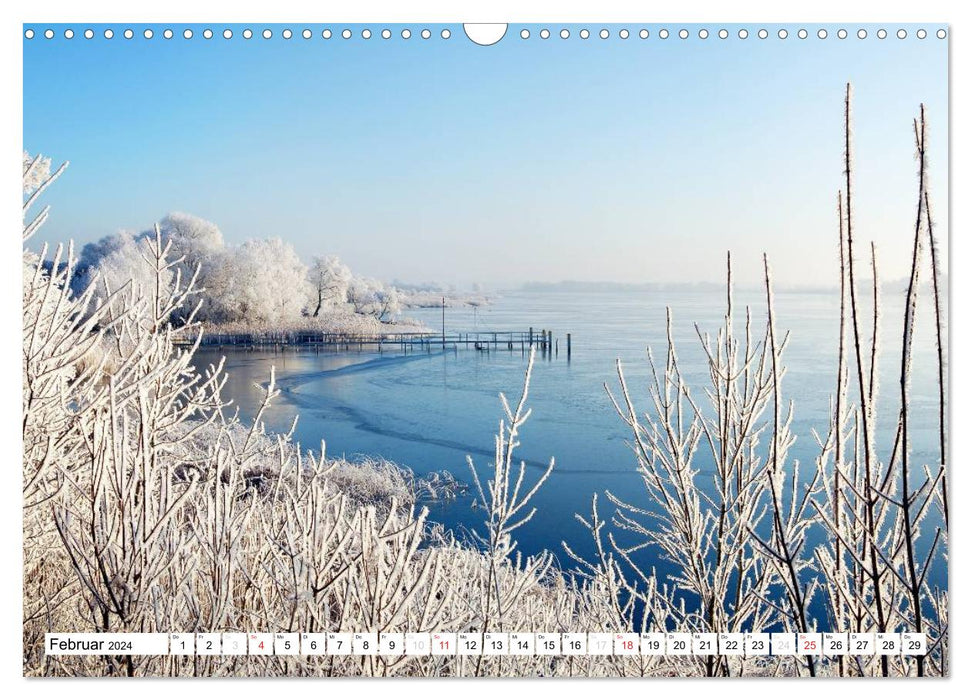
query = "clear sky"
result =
(23, 23, 948, 288)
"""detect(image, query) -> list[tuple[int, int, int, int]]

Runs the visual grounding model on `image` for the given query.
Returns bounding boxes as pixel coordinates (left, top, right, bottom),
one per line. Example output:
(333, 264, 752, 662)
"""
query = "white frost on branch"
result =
(23, 151, 51, 196)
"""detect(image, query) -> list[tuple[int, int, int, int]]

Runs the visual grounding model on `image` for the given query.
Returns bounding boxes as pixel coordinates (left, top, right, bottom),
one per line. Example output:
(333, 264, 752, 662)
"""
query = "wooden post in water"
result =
(529, 327, 534, 347)
(442, 296, 446, 351)
(567, 333, 572, 361)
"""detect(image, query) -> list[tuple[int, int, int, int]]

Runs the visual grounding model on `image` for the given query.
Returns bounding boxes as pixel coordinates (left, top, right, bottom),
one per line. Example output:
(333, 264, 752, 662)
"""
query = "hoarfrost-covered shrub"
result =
(347, 276, 402, 321)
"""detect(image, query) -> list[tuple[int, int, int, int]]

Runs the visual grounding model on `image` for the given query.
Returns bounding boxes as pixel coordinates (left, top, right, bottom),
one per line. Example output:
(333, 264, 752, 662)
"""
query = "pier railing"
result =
(178, 328, 572, 359)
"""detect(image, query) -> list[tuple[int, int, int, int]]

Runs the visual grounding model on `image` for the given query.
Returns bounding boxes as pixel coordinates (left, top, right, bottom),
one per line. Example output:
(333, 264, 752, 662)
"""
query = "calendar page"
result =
(21, 15, 949, 680)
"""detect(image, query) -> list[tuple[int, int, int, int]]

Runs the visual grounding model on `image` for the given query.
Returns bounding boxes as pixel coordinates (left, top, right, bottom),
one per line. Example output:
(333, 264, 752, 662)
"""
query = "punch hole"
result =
(464, 24, 507, 46)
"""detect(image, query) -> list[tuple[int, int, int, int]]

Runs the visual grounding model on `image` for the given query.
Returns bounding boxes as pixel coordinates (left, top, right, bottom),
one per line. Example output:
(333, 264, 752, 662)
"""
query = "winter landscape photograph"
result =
(22, 23, 948, 677)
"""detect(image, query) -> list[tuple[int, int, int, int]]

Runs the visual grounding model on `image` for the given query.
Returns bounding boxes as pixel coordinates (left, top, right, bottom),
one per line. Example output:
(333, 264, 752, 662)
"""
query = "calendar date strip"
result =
(45, 632, 927, 657)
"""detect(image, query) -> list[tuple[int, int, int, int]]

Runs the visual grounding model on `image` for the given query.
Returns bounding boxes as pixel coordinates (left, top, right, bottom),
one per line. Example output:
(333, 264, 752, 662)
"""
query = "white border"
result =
(5, 1, 964, 698)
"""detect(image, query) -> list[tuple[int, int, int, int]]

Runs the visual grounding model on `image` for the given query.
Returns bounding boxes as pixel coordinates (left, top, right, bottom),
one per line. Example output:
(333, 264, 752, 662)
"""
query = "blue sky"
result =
(23, 24, 948, 287)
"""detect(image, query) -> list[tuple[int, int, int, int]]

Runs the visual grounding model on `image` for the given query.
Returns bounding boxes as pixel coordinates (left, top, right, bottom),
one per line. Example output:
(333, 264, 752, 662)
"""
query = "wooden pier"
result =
(178, 328, 572, 360)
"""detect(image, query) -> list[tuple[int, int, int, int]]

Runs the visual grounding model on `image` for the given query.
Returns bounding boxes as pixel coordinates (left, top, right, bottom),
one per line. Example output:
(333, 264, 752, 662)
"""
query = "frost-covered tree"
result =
(308, 254, 352, 316)
(206, 237, 310, 324)
(73, 230, 174, 317)
(156, 212, 224, 270)
(154, 212, 225, 321)
(347, 277, 401, 322)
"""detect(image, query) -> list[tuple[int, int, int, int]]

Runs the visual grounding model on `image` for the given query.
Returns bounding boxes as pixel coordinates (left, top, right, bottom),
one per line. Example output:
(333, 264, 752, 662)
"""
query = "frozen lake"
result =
(193, 286, 946, 600)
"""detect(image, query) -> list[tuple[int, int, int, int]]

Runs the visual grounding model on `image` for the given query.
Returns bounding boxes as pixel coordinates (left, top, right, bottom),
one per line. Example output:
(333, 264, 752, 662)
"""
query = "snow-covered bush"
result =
(195, 311, 427, 340)
(347, 276, 401, 321)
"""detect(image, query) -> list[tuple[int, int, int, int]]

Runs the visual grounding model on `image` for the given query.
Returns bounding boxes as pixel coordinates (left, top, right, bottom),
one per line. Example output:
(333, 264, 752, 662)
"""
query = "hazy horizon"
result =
(24, 23, 948, 288)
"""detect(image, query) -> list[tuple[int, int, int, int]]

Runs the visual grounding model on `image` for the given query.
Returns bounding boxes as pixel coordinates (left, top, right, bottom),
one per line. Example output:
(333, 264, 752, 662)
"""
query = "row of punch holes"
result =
(24, 26, 948, 42)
